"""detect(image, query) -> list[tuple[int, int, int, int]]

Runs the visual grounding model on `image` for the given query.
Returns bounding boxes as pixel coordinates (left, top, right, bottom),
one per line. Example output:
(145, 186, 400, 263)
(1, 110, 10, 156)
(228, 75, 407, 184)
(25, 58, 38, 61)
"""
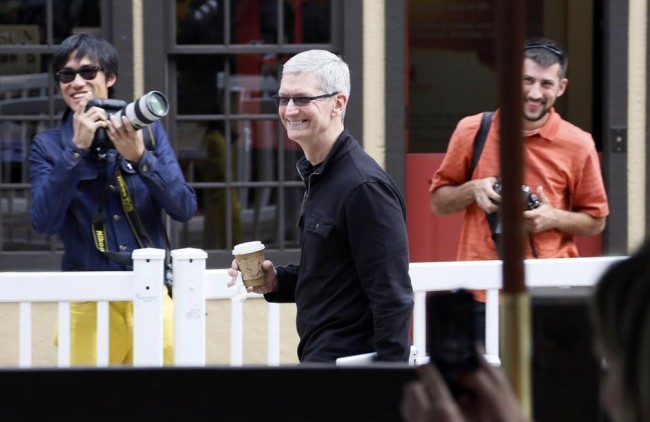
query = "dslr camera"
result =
(492, 179, 541, 211)
(85, 91, 169, 153)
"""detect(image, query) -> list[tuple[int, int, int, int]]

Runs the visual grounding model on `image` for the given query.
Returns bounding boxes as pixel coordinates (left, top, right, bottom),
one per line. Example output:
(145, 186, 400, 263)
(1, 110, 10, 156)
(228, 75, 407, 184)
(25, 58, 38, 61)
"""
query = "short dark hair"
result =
(591, 239, 650, 421)
(52, 33, 119, 98)
(523, 38, 568, 79)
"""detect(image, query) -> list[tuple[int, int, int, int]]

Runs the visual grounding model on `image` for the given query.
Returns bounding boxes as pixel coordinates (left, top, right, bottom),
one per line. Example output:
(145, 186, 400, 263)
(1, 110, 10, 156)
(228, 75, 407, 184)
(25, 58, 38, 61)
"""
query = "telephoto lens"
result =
(117, 91, 169, 130)
(85, 91, 170, 154)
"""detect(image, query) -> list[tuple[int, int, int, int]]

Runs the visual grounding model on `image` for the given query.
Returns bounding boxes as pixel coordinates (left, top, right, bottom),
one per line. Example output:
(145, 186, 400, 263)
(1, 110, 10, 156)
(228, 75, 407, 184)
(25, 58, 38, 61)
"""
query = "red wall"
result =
(405, 153, 602, 262)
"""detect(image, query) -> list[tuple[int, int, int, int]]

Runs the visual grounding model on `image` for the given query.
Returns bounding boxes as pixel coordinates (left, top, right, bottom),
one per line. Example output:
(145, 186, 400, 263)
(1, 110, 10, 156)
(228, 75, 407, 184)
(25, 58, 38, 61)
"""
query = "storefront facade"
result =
(0, 0, 644, 270)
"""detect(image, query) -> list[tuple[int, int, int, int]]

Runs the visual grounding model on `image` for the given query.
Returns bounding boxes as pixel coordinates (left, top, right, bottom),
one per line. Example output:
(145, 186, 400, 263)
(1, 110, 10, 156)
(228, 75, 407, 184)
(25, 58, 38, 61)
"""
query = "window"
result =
(0, 0, 344, 267)
(0, 1, 102, 253)
(170, 0, 337, 253)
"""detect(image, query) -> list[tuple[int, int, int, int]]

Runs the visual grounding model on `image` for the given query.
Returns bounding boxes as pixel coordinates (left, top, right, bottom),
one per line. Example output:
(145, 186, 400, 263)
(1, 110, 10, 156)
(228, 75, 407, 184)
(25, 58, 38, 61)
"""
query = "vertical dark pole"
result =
(496, 0, 531, 417)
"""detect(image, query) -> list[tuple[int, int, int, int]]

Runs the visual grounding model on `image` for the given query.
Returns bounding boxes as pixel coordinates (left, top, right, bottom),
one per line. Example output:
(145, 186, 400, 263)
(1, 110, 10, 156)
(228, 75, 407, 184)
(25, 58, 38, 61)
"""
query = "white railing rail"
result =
(150, 251, 630, 366)
(409, 256, 625, 365)
(0, 247, 626, 368)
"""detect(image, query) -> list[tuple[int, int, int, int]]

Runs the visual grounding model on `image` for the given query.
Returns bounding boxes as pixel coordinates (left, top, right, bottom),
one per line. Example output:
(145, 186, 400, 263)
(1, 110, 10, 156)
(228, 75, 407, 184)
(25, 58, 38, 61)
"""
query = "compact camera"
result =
(488, 180, 541, 237)
(85, 91, 169, 153)
(492, 180, 541, 211)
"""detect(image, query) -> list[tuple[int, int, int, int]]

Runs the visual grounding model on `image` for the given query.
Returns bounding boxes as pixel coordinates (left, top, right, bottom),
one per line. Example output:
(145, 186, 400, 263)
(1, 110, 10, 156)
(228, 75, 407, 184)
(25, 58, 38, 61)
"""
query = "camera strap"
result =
(91, 127, 174, 290)
(471, 111, 538, 259)
(139, 126, 175, 270)
(92, 215, 132, 266)
(91, 167, 154, 264)
(117, 169, 154, 247)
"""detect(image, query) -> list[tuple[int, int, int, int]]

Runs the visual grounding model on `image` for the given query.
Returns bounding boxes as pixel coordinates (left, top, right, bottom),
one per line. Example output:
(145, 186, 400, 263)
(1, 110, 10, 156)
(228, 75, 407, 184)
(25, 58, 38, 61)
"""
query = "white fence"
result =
(0, 247, 626, 368)
(171, 248, 282, 366)
(0, 248, 167, 367)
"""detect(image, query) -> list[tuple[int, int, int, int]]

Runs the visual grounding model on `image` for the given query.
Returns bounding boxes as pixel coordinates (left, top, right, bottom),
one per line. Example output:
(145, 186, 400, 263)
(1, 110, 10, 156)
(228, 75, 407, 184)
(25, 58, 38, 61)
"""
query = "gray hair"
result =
(282, 50, 350, 120)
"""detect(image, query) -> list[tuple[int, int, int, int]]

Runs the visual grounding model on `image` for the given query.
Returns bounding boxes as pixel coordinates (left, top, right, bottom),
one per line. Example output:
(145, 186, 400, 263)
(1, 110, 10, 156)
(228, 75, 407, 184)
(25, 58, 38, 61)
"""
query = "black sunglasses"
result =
(55, 65, 103, 84)
(523, 42, 566, 61)
(272, 92, 339, 107)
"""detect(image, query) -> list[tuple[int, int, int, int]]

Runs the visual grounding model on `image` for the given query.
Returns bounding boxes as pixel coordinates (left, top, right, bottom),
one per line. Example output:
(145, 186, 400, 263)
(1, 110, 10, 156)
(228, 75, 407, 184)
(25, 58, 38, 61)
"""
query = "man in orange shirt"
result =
(430, 38, 609, 264)
(429, 39, 609, 340)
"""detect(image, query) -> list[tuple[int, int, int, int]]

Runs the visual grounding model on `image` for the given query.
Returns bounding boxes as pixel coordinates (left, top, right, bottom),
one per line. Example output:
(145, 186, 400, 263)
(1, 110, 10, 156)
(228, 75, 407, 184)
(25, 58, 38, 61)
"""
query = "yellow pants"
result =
(56, 293, 174, 365)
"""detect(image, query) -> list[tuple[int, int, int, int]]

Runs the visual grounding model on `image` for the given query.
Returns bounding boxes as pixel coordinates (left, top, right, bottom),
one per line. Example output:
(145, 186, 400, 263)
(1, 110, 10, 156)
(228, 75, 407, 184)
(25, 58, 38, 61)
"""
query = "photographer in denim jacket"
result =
(29, 33, 197, 365)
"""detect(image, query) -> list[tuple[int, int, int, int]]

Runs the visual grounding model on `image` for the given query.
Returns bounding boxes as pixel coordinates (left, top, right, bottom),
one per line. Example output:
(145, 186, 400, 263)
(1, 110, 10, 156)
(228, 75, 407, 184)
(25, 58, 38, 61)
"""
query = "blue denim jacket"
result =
(29, 109, 197, 271)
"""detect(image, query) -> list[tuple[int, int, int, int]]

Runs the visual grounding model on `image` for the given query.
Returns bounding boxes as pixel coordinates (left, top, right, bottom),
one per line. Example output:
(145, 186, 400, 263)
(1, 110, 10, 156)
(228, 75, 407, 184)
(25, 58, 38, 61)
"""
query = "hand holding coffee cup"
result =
(232, 241, 266, 288)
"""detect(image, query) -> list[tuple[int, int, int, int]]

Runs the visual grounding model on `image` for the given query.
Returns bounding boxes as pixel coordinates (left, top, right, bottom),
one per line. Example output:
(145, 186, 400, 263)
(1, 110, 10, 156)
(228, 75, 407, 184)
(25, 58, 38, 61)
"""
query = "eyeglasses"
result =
(523, 42, 566, 61)
(272, 92, 339, 107)
(55, 65, 103, 84)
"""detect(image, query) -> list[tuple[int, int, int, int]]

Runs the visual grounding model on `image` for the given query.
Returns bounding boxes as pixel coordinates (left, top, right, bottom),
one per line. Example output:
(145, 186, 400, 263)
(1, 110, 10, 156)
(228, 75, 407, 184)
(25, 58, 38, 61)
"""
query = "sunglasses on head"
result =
(272, 92, 339, 107)
(55, 65, 103, 84)
(524, 42, 566, 61)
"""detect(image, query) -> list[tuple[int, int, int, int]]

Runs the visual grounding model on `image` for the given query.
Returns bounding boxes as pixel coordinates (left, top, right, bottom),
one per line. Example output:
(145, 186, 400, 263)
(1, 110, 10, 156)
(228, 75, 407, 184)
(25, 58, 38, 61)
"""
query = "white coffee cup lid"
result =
(232, 241, 265, 255)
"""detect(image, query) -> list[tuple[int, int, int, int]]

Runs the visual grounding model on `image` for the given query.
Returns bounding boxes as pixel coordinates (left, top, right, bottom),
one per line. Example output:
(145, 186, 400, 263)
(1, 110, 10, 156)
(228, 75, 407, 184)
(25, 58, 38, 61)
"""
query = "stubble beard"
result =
(524, 102, 551, 123)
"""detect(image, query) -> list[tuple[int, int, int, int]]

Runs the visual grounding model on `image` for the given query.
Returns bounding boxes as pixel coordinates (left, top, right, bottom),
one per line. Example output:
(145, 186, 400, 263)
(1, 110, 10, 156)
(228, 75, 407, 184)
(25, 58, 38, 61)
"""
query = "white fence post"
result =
(171, 247, 208, 366)
(18, 302, 31, 368)
(57, 302, 71, 368)
(231, 299, 244, 366)
(132, 248, 166, 367)
(412, 290, 428, 364)
(267, 303, 280, 366)
(96, 301, 110, 367)
(485, 288, 500, 360)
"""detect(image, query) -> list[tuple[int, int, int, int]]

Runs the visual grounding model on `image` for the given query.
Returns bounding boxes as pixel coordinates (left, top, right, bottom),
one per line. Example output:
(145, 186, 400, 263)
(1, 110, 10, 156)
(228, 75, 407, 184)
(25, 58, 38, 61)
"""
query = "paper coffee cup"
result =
(232, 241, 266, 288)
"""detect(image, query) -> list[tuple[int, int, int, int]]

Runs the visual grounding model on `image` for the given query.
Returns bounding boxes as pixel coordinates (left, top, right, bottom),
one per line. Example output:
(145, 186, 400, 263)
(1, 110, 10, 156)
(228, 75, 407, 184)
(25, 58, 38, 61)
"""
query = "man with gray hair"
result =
(228, 49, 414, 363)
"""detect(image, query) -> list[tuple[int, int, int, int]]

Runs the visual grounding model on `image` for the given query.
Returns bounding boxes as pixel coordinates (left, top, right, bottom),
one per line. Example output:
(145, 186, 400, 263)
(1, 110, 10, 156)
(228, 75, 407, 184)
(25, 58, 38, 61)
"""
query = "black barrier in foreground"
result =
(0, 365, 417, 421)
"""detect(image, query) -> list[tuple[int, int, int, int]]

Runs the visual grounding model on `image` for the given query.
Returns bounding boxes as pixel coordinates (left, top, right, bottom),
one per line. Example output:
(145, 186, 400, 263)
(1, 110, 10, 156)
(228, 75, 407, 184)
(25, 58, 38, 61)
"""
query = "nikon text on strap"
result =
(91, 165, 155, 265)
(92, 126, 157, 261)
(91, 126, 174, 290)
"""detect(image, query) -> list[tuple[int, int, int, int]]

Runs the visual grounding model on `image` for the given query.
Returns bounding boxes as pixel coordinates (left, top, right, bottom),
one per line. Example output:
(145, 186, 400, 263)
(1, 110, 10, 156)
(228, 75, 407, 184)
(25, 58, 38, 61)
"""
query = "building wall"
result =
(0, 0, 377, 368)
(1, 0, 648, 369)
(628, 0, 648, 250)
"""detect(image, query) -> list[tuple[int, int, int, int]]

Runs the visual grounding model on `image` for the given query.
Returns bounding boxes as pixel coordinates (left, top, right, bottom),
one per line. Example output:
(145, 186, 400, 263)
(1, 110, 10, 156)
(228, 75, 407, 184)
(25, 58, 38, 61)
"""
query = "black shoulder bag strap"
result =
(471, 111, 493, 174)
(470, 112, 503, 258)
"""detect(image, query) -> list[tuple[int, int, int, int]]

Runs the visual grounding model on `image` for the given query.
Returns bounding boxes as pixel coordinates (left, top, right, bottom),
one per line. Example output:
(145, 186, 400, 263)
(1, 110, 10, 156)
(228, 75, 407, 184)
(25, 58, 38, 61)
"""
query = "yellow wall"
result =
(0, 301, 298, 367)
(363, 0, 386, 168)
(628, 0, 647, 251)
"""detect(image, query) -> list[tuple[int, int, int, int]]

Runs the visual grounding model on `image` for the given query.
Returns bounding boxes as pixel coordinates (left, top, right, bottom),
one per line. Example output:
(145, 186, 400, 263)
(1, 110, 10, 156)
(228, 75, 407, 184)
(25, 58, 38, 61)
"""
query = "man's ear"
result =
(333, 93, 348, 117)
(557, 78, 568, 98)
(107, 74, 117, 89)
